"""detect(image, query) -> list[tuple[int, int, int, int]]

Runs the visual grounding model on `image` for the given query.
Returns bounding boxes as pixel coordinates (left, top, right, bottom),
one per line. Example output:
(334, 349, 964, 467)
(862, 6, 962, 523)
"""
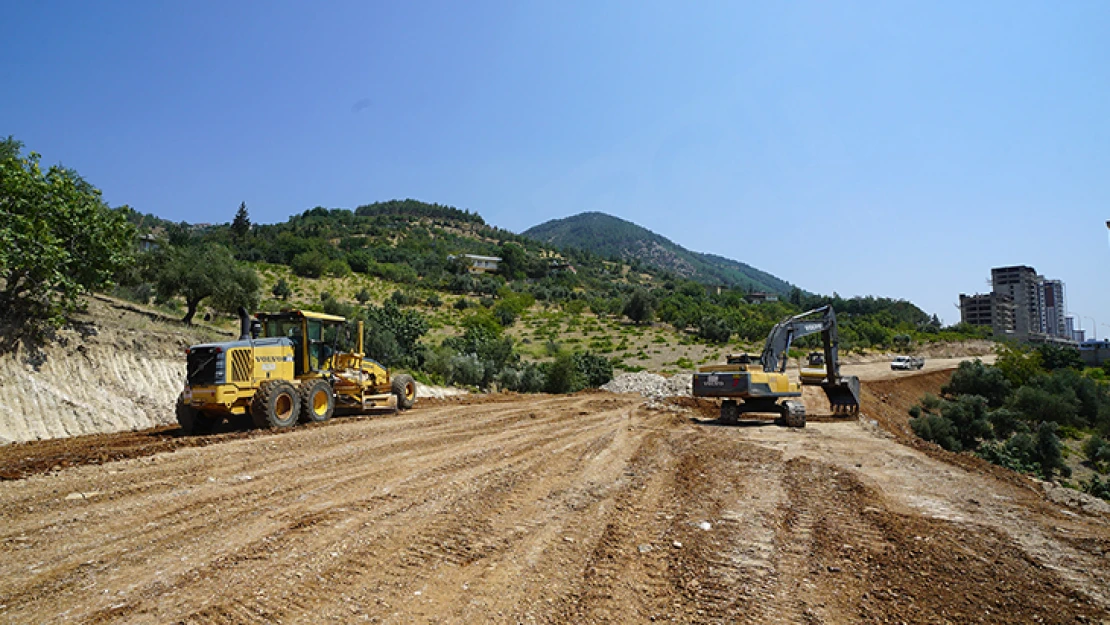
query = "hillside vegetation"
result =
(909, 343, 1110, 501)
(6, 134, 988, 392)
(523, 211, 796, 294)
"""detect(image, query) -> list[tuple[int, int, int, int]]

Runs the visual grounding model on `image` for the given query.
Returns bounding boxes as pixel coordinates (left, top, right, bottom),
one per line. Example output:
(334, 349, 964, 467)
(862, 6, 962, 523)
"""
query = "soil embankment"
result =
(0, 297, 224, 445)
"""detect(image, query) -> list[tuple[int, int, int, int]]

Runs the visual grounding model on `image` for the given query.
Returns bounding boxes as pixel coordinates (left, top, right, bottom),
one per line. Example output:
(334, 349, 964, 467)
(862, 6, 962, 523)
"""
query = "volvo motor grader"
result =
(176, 308, 416, 434)
(692, 305, 861, 428)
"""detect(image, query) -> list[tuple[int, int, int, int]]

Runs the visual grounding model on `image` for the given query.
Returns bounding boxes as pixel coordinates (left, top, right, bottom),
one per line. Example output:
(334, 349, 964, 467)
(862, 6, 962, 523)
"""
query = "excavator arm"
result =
(759, 305, 860, 413)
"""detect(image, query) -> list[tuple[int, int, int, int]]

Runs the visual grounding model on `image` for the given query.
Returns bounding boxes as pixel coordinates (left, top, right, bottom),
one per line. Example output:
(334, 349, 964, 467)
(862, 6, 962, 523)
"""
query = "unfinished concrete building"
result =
(1039, 279, 1068, 338)
(960, 293, 1015, 336)
(991, 265, 1042, 337)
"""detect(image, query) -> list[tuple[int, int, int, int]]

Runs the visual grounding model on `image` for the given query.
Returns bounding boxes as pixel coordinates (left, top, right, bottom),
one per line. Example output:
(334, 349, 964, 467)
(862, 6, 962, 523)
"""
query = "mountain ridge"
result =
(521, 212, 796, 295)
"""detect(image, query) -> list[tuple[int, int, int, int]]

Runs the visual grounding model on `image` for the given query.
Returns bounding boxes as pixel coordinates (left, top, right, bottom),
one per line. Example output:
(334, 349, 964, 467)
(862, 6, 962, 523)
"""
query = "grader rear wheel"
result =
(251, 381, 301, 429)
(298, 379, 335, 423)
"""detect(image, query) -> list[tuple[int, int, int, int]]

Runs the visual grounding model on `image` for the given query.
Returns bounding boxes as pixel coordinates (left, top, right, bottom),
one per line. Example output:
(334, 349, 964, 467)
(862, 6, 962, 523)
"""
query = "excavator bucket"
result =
(822, 376, 861, 415)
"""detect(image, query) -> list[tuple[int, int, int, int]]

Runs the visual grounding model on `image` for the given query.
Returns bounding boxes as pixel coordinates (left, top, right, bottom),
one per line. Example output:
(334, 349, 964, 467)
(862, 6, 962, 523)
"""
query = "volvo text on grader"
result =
(692, 305, 861, 428)
(176, 308, 417, 434)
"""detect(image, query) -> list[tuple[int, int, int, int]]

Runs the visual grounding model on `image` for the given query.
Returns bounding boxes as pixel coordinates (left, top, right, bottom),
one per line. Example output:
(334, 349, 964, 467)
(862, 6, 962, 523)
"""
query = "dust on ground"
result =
(0, 369, 1106, 624)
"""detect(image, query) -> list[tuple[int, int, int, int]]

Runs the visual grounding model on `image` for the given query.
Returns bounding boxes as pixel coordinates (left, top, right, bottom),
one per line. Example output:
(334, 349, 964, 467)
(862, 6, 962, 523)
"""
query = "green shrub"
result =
(574, 352, 614, 388)
(545, 352, 585, 394)
(942, 359, 1011, 407)
(910, 413, 959, 451)
(1082, 475, 1110, 500)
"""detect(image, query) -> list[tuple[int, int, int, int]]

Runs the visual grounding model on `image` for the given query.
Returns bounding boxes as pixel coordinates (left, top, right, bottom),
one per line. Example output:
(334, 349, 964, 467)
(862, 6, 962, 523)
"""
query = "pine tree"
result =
(231, 202, 251, 241)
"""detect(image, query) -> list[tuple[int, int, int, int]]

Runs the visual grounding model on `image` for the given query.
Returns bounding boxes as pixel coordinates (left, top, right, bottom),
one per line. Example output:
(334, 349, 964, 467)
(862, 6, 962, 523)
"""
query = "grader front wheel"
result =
(176, 393, 215, 435)
(392, 374, 417, 410)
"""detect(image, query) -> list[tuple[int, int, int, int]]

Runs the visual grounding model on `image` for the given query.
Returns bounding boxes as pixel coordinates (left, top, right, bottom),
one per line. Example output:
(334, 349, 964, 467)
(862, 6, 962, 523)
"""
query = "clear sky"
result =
(4, 1, 1108, 328)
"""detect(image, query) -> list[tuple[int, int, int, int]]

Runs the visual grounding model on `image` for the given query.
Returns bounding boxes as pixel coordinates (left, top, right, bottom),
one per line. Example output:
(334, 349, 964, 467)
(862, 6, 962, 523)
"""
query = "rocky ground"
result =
(0, 366, 1107, 624)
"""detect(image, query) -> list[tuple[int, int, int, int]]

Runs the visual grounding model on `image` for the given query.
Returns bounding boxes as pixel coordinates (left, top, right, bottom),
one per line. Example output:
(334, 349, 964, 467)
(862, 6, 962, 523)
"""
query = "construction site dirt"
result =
(1, 371, 1108, 624)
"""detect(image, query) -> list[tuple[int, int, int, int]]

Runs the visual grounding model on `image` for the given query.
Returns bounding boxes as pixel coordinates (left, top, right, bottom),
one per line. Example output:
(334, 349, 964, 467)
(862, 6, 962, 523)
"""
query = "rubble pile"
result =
(601, 372, 693, 400)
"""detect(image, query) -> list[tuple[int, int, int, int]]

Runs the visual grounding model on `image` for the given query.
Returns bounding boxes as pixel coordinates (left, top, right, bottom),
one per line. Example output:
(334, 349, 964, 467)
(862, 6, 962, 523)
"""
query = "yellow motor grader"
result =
(176, 308, 416, 434)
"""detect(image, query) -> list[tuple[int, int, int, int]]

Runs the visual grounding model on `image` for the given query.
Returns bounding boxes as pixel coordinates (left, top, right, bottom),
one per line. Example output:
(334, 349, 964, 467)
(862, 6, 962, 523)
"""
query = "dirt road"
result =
(1, 376, 1107, 623)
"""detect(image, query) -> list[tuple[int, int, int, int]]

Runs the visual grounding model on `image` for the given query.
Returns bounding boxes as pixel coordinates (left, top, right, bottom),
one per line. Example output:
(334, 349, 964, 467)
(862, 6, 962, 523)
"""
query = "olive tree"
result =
(153, 243, 260, 324)
(0, 137, 135, 331)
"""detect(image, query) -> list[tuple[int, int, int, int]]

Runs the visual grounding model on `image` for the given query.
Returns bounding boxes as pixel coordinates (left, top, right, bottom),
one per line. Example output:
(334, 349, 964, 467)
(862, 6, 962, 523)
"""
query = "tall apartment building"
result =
(1039, 279, 1067, 338)
(991, 266, 1041, 336)
(959, 293, 1014, 336)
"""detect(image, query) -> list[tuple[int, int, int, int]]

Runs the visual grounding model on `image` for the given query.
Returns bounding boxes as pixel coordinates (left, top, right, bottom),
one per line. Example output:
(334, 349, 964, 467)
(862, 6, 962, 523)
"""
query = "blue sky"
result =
(4, 1, 1108, 328)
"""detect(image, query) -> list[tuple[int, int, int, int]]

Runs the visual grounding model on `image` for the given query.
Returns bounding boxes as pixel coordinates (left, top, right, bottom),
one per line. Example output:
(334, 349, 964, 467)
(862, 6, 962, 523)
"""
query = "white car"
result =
(891, 355, 925, 370)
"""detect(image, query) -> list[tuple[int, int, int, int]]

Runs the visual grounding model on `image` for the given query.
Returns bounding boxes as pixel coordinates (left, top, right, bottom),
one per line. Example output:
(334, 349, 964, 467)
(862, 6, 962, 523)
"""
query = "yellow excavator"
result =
(692, 306, 861, 427)
(176, 308, 416, 434)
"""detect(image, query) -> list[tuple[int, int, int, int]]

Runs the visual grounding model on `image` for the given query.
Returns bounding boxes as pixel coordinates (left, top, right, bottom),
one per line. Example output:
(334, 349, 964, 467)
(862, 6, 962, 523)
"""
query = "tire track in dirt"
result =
(106, 398, 630, 623)
(0, 396, 629, 624)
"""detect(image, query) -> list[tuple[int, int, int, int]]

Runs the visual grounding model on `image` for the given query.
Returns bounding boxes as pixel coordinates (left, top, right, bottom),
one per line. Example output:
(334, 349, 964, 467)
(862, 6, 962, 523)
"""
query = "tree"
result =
(942, 359, 1012, 407)
(271, 278, 292, 301)
(623, 290, 655, 325)
(231, 202, 251, 241)
(0, 137, 135, 331)
(153, 244, 260, 324)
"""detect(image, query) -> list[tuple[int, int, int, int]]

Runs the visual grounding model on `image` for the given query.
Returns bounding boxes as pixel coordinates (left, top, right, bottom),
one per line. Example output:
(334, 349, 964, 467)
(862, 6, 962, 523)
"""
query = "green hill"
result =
(521, 212, 796, 295)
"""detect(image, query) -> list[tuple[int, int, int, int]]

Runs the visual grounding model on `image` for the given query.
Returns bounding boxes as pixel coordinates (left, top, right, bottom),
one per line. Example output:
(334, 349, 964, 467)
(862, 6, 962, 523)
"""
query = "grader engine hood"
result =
(185, 338, 294, 386)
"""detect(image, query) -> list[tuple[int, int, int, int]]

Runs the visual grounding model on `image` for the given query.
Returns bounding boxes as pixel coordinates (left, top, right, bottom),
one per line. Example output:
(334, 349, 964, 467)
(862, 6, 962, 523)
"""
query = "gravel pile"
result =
(601, 372, 693, 399)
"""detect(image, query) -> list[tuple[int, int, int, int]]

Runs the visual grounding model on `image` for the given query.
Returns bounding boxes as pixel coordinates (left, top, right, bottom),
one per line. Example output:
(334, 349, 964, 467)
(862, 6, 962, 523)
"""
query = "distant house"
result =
(747, 292, 779, 304)
(137, 233, 162, 252)
(548, 260, 577, 274)
(449, 254, 501, 274)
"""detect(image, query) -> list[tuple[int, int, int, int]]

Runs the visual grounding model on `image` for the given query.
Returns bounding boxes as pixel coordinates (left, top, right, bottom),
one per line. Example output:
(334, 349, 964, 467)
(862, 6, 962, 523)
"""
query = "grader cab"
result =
(177, 308, 416, 434)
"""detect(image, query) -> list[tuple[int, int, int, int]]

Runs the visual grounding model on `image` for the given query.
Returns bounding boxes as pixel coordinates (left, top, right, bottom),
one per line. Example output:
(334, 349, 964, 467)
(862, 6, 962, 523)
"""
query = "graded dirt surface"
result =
(2, 374, 1108, 624)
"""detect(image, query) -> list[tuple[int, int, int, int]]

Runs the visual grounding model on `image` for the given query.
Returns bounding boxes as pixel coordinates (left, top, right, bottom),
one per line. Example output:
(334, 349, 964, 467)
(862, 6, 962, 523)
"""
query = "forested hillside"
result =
(523, 212, 796, 295)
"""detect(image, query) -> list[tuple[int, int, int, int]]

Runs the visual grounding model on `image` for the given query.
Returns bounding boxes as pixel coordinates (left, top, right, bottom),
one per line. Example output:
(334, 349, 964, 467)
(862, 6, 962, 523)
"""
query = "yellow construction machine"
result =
(692, 306, 861, 427)
(176, 308, 416, 434)
(799, 352, 827, 385)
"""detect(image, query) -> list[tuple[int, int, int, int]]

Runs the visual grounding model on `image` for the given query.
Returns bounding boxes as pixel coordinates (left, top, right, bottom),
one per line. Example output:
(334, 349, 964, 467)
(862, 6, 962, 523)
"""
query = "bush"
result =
(390, 289, 417, 307)
(498, 362, 547, 393)
(425, 293, 442, 308)
(574, 352, 614, 388)
(1008, 385, 1080, 428)
(1083, 436, 1110, 470)
(1082, 475, 1110, 501)
(447, 353, 486, 387)
(291, 251, 329, 278)
(1035, 422, 1070, 481)
(910, 413, 959, 451)
(623, 290, 655, 325)
(943, 359, 1011, 407)
(271, 278, 292, 301)
(940, 394, 994, 451)
(545, 352, 585, 394)
(697, 316, 732, 343)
